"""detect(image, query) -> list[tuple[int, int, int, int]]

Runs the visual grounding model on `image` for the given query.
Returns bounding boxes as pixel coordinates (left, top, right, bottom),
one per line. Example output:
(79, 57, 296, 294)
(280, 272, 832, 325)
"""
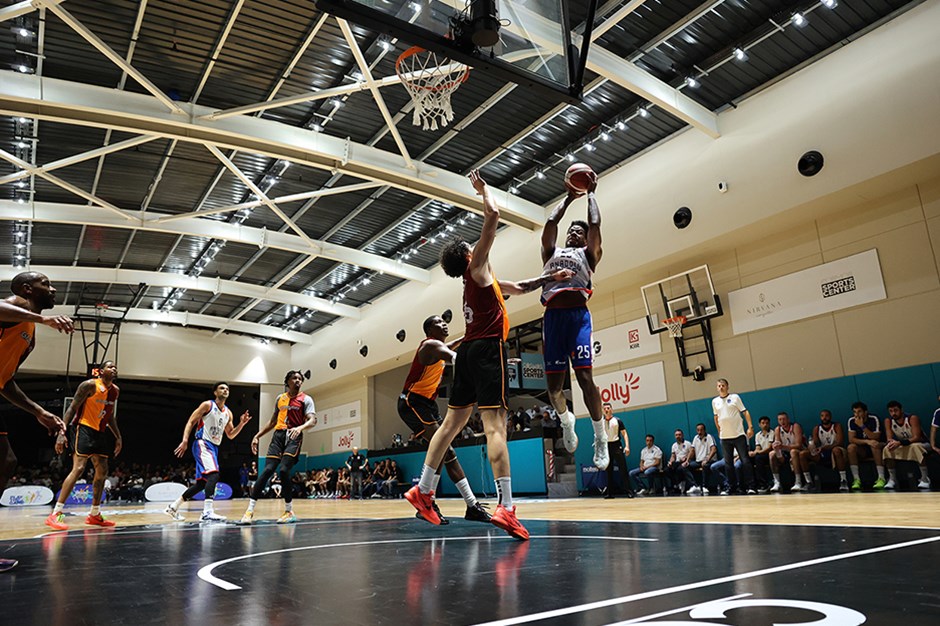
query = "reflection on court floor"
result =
(6, 515, 938, 624)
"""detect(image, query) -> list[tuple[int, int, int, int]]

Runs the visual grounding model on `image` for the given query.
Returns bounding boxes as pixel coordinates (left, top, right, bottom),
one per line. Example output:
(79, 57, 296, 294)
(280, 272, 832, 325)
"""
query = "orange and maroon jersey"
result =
(77, 378, 120, 431)
(275, 392, 316, 430)
(462, 268, 509, 342)
(402, 339, 445, 400)
(0, 321, 35, 388)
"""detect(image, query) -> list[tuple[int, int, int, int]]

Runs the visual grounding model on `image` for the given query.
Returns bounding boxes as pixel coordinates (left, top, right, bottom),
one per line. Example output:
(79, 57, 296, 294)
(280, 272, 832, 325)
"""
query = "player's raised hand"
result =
(41, 314, 74, 334)
(468, 169, 487, 195)
(238, 410, 252, 425)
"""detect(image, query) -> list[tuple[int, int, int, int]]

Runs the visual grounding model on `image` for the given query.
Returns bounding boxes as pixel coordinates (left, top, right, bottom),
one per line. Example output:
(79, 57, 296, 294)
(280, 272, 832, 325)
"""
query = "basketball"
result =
(565, 163, 595, 193)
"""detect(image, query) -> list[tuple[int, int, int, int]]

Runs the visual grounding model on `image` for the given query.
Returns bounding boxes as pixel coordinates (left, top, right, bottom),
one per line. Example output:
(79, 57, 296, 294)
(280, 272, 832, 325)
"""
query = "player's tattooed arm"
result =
(498, 268, 575, 295)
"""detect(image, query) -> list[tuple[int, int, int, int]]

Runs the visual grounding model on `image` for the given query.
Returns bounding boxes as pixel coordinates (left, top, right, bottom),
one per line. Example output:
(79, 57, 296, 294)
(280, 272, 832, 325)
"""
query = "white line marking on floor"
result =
(472, 534, 940, 626)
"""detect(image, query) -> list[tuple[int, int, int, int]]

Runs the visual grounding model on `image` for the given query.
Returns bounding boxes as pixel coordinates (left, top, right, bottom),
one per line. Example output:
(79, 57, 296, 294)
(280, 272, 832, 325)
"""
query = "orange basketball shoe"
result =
(491, 505, 529, 541)
(85, 514, 116, 527)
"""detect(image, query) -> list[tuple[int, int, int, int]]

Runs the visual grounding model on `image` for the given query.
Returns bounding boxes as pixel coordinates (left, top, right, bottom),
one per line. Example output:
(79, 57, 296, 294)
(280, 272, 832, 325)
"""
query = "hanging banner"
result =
(575, 362, 667, 414)
(729, 249, 886, 334)
(332, 427, 362, 452)
(312, 400, 361, 432)
(507, 360, 520, 389)
(592, 317, 662, 367)
(520, 353, 547, 389)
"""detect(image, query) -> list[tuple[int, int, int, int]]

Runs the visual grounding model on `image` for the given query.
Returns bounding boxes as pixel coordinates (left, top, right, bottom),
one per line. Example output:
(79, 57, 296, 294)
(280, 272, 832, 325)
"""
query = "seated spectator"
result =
(711, 446, 742, 495)
(883, 400, 930, 490)
(750, 416, 775, 492)
(800, 409, 849, 491)
(629, 434, 662, 496)
(335, 468, 350, 498)
(371, 460, 391, 498)
(665, 429, 694, 494)
(932, 396, 940, 456)
(687, 423, 718, 494)
(388, 460, 403, 498)
(847, 401, 886, 490)
(770, 412, 806, 492)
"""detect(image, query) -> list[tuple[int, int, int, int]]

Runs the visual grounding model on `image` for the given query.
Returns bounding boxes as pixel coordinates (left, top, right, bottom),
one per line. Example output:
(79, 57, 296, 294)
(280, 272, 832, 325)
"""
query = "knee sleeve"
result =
(204, 473, 220, 499)
(182, 480, 205, 501)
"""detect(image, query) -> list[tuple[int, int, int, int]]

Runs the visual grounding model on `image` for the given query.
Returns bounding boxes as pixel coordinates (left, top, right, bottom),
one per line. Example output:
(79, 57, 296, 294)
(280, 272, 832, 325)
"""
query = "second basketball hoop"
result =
(396, 46, 470, 131)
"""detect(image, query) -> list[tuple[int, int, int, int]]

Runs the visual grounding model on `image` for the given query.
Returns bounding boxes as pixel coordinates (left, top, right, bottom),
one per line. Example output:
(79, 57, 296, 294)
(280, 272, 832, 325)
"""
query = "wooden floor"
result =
(3, 491, 938, 540)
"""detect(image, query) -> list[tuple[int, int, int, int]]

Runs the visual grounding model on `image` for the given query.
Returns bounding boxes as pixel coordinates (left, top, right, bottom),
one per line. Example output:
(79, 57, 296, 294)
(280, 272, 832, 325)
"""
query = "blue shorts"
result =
(193, 439, 220, 479)
(542, 306, 593, 374)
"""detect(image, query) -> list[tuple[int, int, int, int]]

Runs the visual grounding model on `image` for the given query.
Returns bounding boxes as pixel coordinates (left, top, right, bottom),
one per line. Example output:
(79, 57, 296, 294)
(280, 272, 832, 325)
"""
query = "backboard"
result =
(315, 0, 595, 103)
(641, 265, 723, 334)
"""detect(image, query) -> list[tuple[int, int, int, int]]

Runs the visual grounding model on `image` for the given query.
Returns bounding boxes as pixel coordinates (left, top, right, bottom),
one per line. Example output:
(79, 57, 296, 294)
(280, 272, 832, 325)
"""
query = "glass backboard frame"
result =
(316, 0, 595, 104)
(641, 265, 724, 335)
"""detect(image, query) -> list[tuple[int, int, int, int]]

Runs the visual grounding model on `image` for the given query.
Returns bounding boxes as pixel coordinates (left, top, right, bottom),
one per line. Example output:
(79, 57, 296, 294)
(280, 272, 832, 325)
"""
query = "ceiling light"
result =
(17, 65, 30, 73)
(15, 180, 26, 188)
(311, 123, 323, 132)
(16, 141, 28, 148)
(792, 13, 806, 27)
(330, 98, 344, 108)
(509, 185, 519, 194)
(380, 40, 393, 51)
(150, 322, 158, 328)
(685, 76, 699, 88)
(584, 143, 595, 152)
(16, 198, 25, 204)
(17, 117, 27, 123)
(17, 28, 32, 37)
(638, 107, 649, 118)
(362, 277, 371, 286)
(565, 153, 575, 162)
(600, 131, 610, 141)
(822, 0, 837, 7)
(615, 120, 626, 131)
(733, 47, 748, 62)
(536, 170, 546, 180)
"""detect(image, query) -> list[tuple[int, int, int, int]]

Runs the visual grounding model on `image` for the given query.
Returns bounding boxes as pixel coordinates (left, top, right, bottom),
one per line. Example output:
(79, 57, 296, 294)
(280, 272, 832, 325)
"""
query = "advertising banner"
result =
(729, 249, 886, 334)
(575, 362, 667, 413)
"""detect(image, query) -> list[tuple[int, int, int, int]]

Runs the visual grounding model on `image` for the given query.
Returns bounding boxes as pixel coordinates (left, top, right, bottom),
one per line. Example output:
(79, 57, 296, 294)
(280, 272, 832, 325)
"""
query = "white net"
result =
(663, 316, 686, 338)
(396, 47, 469, 131)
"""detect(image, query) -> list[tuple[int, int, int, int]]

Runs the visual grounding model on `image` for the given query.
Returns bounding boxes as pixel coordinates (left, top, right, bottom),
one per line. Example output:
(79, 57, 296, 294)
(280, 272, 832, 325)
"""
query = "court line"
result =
(608, 592, 752, 625)
(198, 534, 658, 591)
(524, 517, 940, 532)
(472, 534, 940, 626)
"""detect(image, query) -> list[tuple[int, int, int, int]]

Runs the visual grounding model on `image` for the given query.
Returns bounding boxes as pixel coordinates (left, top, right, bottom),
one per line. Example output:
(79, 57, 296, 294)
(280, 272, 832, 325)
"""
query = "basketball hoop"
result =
(396, 46, 469, 131)
(663, 315, 687, 338)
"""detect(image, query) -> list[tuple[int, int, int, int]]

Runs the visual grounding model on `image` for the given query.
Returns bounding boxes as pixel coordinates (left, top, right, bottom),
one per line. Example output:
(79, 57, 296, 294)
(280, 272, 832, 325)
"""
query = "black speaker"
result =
(359, 345, 369, 357)
(396, 329, 406, 342)
(329, 359, 337, 370)
(302, 369, 311, 380)
(798, 150, 824, 177)
(441, 309, 453, 323)
(469, 0, 500, 47)
(673, 207, 692, 229)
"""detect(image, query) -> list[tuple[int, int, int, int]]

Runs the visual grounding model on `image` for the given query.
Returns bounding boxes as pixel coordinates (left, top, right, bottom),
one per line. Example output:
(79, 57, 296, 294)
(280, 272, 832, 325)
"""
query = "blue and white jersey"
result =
(196, 400, 231, 446)
(817, 423, 838, 447)
(541, 247, 592, 305)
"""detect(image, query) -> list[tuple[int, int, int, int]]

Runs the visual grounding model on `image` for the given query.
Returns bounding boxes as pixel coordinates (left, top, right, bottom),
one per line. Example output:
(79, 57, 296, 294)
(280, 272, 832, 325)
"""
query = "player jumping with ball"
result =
(541, 166, 609, 470)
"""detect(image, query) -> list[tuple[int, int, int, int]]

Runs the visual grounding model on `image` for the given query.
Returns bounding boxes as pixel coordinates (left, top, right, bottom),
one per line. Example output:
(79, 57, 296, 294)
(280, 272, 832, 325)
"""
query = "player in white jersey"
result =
(539, 174, 609, 470)
(165, 382, 252, 521)
(770, 412, 806, 492)
(882, 400, 930, 489)
(800, 409, 849, 491)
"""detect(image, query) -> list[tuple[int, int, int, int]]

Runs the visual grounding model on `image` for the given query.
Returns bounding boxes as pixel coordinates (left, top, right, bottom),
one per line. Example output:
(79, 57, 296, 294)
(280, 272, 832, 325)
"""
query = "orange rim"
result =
(395, 46, 470, 92)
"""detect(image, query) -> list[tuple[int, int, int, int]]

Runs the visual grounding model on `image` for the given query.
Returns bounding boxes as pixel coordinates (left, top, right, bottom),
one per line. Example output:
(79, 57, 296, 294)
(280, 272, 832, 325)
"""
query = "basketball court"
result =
(2, 0, 940, 624)
(2, 494, 938, 623)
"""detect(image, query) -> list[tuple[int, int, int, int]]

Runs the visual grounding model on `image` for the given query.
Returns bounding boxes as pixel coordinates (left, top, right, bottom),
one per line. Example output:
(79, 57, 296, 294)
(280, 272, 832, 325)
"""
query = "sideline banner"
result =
(1, 485, 54, 507)
(192, 482, 233, 501)
(56, 484, 95, 505)
(575, 362, 667, 413)
(144, 482, 187, 502)
(729, 249, 886, 334)
(593, 317, 662, 367)
(311, 400, 361, 433)
(332, 427, 362, 452)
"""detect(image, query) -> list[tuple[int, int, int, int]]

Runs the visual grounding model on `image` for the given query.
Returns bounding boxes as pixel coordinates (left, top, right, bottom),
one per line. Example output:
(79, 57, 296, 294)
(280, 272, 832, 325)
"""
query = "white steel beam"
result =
(0, 134, 158, 185)
(336, 18, 414, 169)
(34, 0, 186, 114)
(0, 0, 63, 23)
(33, 304, 312, 344)
(0, 200, 431, 283)
(0, 148, 134, 219)
(0, 71, 543, 229)
(9, 265, 360, 320)
(153, 181, 385, 224)
(205, 144, 319, 249)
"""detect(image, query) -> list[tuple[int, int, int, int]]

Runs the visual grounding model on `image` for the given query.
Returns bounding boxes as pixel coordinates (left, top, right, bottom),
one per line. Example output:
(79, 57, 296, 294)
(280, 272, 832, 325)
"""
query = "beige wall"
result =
(579, 174, 940, 413)
(297, 376, 371, 454)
